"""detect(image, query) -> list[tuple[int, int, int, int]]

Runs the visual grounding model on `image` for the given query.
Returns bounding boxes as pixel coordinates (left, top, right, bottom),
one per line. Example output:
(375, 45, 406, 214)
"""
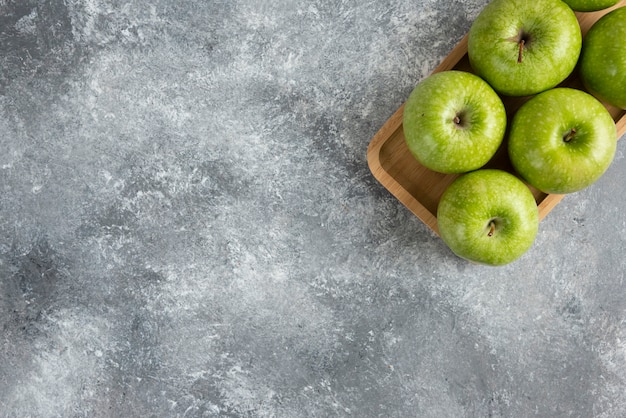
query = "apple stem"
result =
(563, 128, 577, 143)
(517, 39, 525, 64)
(454, 116, 461, 125)
(487, 221, 496, 237)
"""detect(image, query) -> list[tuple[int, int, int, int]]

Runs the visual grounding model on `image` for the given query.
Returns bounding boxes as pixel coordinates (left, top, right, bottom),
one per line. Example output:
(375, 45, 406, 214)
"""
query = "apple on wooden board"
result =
(579, 7, 626, 109)
(403, 70, 507, 174)
(508, 88, 617, 194)
(561, 0, 621, 11)
(437, 169, 539, 266)
(467, 0, 582, 96)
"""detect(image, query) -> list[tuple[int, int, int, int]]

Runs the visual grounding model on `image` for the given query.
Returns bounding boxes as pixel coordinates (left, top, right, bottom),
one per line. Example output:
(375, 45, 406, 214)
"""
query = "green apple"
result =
(561, 0, 620, 12)
(579, 6, 626, 109)
(403, 70, 507, 174)
(508, 88, 617, 194)
(468, 0, 582, 96)
(437, 169, 539, 266)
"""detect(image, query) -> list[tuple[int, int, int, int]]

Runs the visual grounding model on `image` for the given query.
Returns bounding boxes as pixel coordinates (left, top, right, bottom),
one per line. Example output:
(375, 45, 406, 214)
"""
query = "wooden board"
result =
(367, 1, 626, 236)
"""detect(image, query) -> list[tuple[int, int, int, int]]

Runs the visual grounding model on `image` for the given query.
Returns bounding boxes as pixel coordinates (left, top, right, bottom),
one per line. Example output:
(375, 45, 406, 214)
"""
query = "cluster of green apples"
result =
(403, 0, 626, 266)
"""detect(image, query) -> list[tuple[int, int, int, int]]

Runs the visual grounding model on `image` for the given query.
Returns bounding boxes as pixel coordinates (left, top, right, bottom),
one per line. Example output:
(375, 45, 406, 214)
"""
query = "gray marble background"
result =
(1, 0, 625, 416)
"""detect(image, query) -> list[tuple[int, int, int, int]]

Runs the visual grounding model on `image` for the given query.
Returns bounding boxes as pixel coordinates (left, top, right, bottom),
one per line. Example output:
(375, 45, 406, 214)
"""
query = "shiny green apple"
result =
(508, 88, 617, 194)
(561, 0, 620, 12)
(468, 0, 582, 96)
(403, 70, 506, 174)
(437, 169, 539, 266)
(579, 6, 626, 109)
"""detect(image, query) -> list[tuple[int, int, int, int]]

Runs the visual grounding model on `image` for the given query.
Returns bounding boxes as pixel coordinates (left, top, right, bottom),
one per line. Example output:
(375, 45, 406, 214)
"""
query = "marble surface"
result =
(1, 0, 625, 416)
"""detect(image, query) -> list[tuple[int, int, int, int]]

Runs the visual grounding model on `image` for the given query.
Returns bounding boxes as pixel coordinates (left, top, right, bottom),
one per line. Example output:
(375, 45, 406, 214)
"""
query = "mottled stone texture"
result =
(1, 0, 625, 416)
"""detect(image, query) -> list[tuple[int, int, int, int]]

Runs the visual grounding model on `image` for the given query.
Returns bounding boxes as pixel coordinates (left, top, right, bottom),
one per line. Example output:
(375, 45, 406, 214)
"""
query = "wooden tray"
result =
(367, 1, 626, 236)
